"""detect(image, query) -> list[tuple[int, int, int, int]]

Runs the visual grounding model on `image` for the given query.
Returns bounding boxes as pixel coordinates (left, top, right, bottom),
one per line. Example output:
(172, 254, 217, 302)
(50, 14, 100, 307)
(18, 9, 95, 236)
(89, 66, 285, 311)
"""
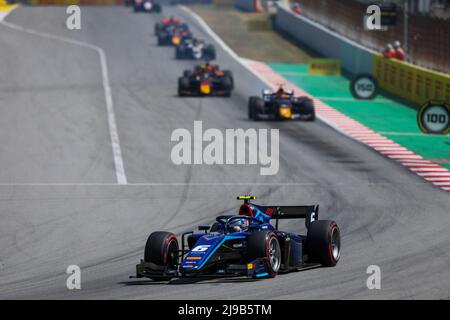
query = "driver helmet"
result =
(275, 85, 286, 97)
(228, 218, 250, 232)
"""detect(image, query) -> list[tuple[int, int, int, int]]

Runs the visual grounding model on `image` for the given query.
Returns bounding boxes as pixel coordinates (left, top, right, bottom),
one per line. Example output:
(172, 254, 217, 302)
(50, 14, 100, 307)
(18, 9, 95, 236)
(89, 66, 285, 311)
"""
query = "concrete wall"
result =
(274, 3, 376, 75)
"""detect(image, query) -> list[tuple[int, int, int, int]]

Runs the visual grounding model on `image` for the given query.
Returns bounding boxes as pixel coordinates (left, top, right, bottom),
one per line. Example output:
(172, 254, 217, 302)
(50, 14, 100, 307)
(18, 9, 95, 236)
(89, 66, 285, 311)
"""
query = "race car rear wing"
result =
(270, 205, 319, 230)
(236, 196, 319, 230)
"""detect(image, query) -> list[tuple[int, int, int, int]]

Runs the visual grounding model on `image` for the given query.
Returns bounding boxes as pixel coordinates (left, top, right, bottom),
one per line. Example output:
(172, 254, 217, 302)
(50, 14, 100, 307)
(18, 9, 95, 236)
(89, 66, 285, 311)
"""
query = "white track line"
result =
(0, 9, 127, 185)
(425, 177, 450, 181)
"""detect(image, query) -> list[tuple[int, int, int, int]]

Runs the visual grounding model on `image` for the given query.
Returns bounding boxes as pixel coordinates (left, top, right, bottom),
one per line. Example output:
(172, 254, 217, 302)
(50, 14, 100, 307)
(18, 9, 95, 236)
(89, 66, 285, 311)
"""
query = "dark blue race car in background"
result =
(249, 86, 316, 121)
(135, 196, 341, 281)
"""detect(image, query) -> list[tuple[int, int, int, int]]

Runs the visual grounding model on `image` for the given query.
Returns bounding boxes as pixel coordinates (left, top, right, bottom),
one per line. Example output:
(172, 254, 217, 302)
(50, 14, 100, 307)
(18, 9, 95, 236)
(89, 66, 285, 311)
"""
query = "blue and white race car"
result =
(175, 38, 216, 61)
(134, 196, 341, 281)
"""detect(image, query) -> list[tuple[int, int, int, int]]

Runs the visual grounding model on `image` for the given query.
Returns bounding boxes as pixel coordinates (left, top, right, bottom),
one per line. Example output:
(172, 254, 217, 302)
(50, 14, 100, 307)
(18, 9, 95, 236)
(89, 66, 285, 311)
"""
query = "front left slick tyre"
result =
(248, 96, 259, 120)
(178, 77, 190, 96)
(154, 23, 161, 35)
(221, 77, 233, 92)
(247, 230, 281, 278)
(175, 47, 183, 59)
(223, 70, 234, 89)
(144, 231, 179, 281)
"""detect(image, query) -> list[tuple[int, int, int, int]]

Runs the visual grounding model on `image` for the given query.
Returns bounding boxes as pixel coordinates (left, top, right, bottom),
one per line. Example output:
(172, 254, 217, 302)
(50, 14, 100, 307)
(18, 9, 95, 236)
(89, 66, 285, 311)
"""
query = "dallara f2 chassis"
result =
(249, 88, 315, 121)
(135, 196, 341, 281)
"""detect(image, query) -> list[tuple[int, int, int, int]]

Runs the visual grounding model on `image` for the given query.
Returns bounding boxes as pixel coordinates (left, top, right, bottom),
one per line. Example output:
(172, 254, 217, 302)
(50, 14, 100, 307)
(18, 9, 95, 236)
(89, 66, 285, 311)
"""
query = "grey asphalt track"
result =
(0, 5, 449, 300)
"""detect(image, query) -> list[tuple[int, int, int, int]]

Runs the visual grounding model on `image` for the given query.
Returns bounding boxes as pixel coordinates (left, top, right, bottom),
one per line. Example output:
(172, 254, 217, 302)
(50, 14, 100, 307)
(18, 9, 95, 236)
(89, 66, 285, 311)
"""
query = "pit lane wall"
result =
(274, 3, 450, 106)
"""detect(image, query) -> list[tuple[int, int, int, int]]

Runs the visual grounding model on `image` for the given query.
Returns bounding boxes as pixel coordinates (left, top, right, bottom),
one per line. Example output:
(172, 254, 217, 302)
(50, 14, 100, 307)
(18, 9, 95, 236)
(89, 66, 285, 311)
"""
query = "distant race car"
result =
(248, 86, 315, 121)
(134, 195, 341, 281)
(178, 63, 233, 97)
(157, 23, 191, 46)
(175, 38, 216, 60)
(133, 0, 162, 13)
(154, 16, 181, 35)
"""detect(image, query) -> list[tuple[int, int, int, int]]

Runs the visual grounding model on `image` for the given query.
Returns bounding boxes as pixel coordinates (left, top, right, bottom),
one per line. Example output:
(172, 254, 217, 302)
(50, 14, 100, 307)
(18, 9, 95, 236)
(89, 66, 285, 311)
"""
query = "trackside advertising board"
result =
(308, 58, 341, 76)
(373, 54, 450, 106)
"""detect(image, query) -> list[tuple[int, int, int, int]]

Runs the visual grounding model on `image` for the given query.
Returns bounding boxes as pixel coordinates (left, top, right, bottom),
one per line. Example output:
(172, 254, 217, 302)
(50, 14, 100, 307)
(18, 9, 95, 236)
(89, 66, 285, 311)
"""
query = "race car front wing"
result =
(134, 257, 271, 279)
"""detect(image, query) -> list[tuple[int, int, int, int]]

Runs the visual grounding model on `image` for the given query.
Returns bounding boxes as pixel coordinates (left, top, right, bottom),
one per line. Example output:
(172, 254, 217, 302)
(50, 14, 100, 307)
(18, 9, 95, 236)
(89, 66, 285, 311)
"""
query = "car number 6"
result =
(192, 245, 210, 252)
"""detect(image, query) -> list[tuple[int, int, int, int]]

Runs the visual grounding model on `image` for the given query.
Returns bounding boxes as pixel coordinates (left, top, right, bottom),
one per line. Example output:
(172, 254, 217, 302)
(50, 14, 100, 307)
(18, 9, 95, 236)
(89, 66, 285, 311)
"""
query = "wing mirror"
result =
(198, 225, 210, 233)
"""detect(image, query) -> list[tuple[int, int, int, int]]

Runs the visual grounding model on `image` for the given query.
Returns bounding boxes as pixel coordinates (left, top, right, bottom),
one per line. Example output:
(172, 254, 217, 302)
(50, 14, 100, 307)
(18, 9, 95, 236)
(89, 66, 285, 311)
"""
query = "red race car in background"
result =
(178, 63, 234, 97)
(154, 16, 180, 35)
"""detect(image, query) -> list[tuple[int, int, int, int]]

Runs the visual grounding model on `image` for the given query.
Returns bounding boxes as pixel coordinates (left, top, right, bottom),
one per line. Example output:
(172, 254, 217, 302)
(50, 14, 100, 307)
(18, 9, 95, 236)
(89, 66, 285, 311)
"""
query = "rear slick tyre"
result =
(307, 220, 341, 267)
